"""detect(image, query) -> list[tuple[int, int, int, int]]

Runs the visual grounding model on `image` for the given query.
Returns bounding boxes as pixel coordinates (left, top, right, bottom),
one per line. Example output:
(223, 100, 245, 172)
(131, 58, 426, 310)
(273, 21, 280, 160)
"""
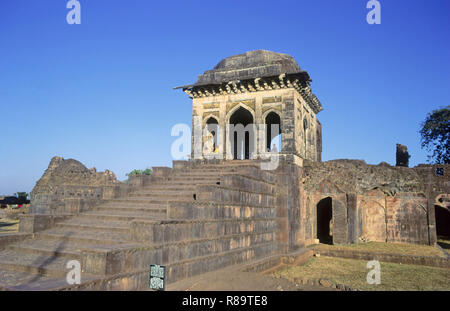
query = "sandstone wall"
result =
(302, 160, 449, 245)
(30, 156, 128, 215)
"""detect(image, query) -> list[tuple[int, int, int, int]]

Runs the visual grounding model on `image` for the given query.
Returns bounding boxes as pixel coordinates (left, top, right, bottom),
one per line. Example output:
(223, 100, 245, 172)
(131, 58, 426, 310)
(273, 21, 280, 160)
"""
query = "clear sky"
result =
(0, 0, 449, 195)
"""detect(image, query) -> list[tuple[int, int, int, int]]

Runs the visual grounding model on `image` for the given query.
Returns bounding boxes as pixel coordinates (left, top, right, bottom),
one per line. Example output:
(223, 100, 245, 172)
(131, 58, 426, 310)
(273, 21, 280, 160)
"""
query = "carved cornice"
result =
(179, 73, 323, 114)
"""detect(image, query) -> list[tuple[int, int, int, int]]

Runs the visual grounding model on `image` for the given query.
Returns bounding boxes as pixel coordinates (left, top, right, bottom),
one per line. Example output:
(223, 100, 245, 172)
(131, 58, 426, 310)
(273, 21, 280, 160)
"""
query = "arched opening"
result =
(205, 117, 219, 152)
(435, 205, 450, 242)
(303, 118, 309, 156)
(317, 197, 333, 244)
(265, 112, 281, 152)
(229, 107, 254, 160)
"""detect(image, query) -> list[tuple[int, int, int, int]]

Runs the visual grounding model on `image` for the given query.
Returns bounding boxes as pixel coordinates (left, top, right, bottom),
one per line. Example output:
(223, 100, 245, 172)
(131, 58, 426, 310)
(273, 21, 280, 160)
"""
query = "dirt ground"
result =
(166, 263, 337, 291)
(274, 256, 450, 291)
(312, 241, 447, 257)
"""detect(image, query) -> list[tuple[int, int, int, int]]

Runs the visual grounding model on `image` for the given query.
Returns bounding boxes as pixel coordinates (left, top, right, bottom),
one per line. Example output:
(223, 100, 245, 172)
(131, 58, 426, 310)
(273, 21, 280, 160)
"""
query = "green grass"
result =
(273, 256, 450, 291)
(311, 241, 446, 258)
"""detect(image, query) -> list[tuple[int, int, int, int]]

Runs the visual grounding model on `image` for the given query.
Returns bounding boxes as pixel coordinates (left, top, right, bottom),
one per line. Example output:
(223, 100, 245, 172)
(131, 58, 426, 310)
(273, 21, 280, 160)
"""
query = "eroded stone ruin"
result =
(0, 50, 448, 290)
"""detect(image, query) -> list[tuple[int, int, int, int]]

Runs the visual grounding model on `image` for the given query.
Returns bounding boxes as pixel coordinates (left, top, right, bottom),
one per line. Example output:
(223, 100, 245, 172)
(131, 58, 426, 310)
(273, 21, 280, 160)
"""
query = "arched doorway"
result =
(205, 117, 219, 152)
(265, 112, 281, 152)
(317, 197, 333, 244)
(435, 205, 450, 238)
(229, 107, 254, 160)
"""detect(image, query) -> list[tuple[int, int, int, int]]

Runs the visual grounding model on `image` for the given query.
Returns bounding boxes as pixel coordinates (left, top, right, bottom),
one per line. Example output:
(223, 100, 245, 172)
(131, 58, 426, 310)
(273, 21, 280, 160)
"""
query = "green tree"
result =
(126, 168, 152, 177)
(420, 106, 450, 164)
(14, 192, 28, 200)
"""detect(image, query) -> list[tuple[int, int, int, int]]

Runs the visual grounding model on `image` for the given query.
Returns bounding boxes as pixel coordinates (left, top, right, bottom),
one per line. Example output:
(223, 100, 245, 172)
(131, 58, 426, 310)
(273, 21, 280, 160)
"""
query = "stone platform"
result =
(0, 160, 302, 290)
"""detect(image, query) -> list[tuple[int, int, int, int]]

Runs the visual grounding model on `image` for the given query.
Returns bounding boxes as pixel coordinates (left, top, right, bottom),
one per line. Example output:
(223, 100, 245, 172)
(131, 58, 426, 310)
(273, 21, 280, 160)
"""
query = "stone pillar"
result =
(346, 193, 358, 244)
(219, 100, 227, 160)
(316, 121, 322, 162)
(332, 195, 349, 244)
(275, 161, 304, 252)
(281, 97, 295, 154)
(192, 115, 203, 160)
(427, 194, 438, 245)
(255, 96, 264, 157)
(396, 144, 410, 167)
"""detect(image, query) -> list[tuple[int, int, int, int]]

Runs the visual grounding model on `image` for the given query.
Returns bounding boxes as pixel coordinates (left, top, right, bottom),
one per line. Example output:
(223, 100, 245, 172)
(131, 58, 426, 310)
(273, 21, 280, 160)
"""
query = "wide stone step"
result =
(100, 201, 166, 209)
(156, 231, 276, 264)
(172, 172, 223, 177)
(37, 227, 130, 245)
(165, 241, 276, 283)
(152, 180, 218, 187)
(166, 177, 220, 183)
(143, 185, 197, 191)
(79, 209, 166, 221)
(96, 205, 166, 214)
(108, 197, 179, 204)
(77, 213, 150, 222)
(132, 187, 196, 194)
(132, 218, 277, 244)
(130, 190, 194, 198)
(56, 217, 130, 229)
(0, 269, 63, 290)
(124, 197, 194, 204)
(7, 238, 84, 259)
(0, 269, 99, 291)
(0, 249, 71, 278)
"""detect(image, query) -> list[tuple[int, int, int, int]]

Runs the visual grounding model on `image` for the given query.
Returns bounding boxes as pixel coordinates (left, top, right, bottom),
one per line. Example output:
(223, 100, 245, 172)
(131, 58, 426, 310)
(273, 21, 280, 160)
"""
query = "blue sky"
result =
(0, 0, 449, 195)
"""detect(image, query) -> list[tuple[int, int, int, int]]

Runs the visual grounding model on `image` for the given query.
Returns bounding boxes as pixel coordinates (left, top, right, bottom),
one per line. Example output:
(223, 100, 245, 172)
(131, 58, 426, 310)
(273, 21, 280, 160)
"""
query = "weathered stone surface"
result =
(177, 50, 323, 162)
(319, 278, 333, 288)
(194, 50, 305, 86)
(30, 156, 125, 215)
(302, 160, 449, 245)
(303, 159, 425, 195)
(0, 50, 447, 291)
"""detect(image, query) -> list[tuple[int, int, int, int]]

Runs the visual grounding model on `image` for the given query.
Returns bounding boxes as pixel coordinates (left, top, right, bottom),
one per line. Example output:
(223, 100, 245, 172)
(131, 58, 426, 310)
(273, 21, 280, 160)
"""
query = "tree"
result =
(420, 106, 450, 164)
(14, 192, 28, 200)
(126, 168, 152, 177)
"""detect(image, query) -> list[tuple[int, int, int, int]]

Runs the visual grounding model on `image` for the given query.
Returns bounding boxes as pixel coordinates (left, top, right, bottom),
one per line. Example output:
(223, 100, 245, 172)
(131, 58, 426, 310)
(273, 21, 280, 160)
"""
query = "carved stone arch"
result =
(226, 104, 256, 160)
(263, 110, 282, 152)
(435, 193, 450, 209)
(434, 193, 450, 238)
(203, 115, 220, 154)
(303, 117, 309, 131)
(315, 196, 333, 244)
(203, 114, 219, 126)
(226, 102, 255, 122)
(262, 108, 281, 121)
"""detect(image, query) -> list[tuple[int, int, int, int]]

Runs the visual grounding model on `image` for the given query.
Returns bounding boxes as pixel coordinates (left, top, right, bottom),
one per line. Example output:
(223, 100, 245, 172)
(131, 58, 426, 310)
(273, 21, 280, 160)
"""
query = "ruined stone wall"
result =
(30, 156, 127, 215)
(302, 160, 448, 245)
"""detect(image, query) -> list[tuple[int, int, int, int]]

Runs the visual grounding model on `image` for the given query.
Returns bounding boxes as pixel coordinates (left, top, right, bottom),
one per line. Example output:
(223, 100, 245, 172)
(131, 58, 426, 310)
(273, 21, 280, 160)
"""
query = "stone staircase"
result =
(0, 161, 287, 290)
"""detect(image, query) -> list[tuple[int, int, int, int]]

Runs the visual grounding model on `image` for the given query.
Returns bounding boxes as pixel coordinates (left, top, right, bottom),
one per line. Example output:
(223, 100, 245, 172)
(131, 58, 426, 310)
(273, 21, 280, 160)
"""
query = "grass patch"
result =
(311, 241, 446, 258)
(273, 256, 450, 291)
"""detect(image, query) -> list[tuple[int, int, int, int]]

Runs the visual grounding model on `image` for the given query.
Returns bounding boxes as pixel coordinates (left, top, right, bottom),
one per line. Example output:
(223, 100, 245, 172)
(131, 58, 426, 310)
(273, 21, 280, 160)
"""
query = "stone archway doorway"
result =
(265, 111, 281, 152)
(205, 117, 219, 152)
(435, 205, 450, 238)
(317, 197, 333, 244)
(229, 107, 254, 160)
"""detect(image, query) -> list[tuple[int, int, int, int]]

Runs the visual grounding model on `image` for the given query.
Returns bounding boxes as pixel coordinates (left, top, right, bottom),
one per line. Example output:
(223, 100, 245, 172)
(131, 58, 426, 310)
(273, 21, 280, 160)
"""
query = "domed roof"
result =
(193, 50, 306, 86)
(213, 50, 301, 72)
